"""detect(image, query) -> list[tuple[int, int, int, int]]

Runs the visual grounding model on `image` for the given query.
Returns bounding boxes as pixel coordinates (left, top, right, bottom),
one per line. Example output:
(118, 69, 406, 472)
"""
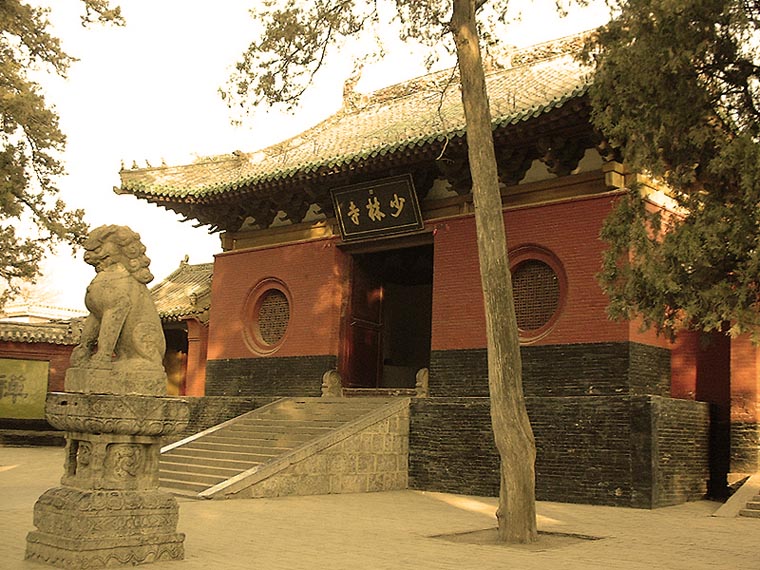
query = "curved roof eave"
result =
(122, 84, 590, 203)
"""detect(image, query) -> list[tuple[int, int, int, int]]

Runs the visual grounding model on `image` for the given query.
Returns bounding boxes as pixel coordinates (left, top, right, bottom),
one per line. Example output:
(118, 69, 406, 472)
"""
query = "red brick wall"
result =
(430, 193, 630, 351)
(671, 331, 698, 399)
(185, 319, 208, 396)
(0, 342, 73, 392)
(730, 335, 760, 424)
(207, 238, 347, 360)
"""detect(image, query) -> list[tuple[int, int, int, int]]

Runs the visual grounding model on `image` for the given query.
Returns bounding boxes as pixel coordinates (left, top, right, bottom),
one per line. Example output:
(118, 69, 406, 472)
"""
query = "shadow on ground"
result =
(433, 528, 604, 551)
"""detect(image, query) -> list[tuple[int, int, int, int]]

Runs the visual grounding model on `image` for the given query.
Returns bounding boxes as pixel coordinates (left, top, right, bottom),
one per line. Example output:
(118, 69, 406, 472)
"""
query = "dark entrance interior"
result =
(163, 326, 188, 395)
(343, 244, 433, 389)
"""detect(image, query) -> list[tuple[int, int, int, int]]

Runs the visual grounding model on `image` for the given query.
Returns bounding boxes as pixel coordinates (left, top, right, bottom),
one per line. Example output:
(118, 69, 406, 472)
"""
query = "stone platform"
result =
(25, 393, 188, 568)
(26, 487, 183, 568)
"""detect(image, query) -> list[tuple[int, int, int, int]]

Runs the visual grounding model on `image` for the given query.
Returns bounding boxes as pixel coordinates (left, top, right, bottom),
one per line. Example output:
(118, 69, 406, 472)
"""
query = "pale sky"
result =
(28, 0, 611, 310)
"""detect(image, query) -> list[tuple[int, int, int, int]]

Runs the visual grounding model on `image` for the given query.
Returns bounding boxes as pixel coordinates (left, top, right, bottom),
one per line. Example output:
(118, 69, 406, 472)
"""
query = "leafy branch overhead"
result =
(222, 0, 545, 112)
(590, 0, 760, 337)
(0, 0, 122, 306)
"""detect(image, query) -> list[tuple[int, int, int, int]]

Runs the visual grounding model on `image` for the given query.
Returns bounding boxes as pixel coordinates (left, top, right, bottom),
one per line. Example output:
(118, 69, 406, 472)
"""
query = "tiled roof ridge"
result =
(0, 320, 82, 345)
(162, 260, 214, 279)
(117, 31, 594, 204)
(121, 32, 591, 181)
(119, 154, 245, 177)
(1, 302, 86, 317)
(354, 31, 590, 108)
(150, 260, 213, 322)
(507, 31, 591, 68)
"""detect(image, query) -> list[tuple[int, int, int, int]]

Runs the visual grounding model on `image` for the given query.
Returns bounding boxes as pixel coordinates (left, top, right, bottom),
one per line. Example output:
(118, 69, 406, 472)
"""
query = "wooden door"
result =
(344, 257, 383, 388)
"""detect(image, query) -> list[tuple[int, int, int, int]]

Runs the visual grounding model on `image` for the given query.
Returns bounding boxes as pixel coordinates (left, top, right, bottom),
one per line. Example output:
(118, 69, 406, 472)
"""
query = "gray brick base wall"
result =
(428, 342, 671, 398)
(205, 355, 337, 397)
(409, 395, 709, 508)
(730, 421, 760, 473)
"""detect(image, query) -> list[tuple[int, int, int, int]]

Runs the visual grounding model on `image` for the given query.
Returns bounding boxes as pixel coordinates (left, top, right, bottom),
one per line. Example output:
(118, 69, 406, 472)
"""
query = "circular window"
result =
(257, 289, 290, 345)
(510, 247, 566, 342)
(244, 279, 291, 354)
(513, 260, 560, 331)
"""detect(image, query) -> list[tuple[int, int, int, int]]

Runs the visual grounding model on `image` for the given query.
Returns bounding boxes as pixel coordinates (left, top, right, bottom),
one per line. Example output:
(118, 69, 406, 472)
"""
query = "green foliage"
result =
(0, 1, 122, 306)
(222, 0, 539, 112)
(590, 0, 760, 337)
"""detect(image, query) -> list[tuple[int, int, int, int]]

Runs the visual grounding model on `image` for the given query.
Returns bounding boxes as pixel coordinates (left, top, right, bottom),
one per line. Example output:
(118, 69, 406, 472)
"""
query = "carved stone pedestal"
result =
(25, 393, 189, 568)
(26, 488, 184, 568)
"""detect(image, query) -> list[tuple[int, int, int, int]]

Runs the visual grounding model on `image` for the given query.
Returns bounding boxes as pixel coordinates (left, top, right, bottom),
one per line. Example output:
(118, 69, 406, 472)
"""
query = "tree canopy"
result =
(590, 0, 760, 337)
(0, 0, 122, 307)
(223, 0, 552, 112)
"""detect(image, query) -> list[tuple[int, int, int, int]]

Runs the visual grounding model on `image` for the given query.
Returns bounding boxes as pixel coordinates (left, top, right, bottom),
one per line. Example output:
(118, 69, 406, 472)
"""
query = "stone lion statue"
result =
(66, 225, 167, 395)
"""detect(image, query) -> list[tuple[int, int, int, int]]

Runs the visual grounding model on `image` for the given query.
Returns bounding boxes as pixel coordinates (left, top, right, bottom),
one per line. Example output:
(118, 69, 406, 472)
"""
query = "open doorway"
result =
(163, 326, 188, 395)
(342, 244, 433, 389)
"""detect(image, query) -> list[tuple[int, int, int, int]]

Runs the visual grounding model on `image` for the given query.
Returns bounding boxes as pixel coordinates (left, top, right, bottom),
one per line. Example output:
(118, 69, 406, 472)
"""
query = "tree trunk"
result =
(449, 0, 537, 544)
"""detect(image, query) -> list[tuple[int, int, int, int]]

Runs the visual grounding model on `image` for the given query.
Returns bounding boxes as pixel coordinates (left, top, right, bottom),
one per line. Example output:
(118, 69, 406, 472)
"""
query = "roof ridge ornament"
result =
(510, 32, 591, 68)
(342, 62, 366, 111)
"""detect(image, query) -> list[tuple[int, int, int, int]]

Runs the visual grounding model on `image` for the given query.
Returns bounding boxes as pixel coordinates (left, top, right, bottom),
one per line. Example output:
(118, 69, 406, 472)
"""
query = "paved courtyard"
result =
(2, 446, 758, 569)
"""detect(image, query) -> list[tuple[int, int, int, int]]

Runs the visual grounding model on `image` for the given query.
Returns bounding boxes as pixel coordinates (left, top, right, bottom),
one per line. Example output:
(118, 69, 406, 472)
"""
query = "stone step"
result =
(739, 508, 760, 518)
(218, 430, 322, 444)
(181, 440, 293, 455)
(260, 399, 392, 417)
(186, 436, 297, 450)
(167, 446, 281, 463)
(744, 501, 760, 510)
(200, 433, 303, 447)
(227, 419, 346, 435)
(281, 396, 391, 406)
(223, 424, 318, 436)
(159, 485, 201, 499)
(234, 419, 347, 429)
(159, 468, 227, 486)
(157, 396, 401, 497)
(257, 407, 384, 419)
(158, 477, 210, 494)
(173, 440, 291, 453)
(159, 460, 250, 479)
(161, 454, 262, 472)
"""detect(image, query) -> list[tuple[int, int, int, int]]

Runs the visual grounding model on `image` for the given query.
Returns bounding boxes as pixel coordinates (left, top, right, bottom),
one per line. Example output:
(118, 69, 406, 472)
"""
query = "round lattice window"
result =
(257, 289, 290, 345)
(244, 279, 291, 354)
(512, 258, 561, 335)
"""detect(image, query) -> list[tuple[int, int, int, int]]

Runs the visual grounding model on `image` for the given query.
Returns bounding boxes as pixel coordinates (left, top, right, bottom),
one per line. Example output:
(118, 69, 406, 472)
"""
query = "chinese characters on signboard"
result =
(0, 358, 48, 419)
(331, 175, 424, 241)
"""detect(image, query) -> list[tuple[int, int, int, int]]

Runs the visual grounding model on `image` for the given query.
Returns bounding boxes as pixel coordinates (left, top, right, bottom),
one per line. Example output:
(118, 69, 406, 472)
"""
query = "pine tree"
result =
(590, 0, 760, 337)
(0, 1, 122, 306)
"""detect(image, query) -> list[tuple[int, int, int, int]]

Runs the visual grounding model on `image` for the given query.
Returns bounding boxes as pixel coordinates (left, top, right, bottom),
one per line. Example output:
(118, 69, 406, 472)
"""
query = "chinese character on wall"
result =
(0, 359, 48, 419)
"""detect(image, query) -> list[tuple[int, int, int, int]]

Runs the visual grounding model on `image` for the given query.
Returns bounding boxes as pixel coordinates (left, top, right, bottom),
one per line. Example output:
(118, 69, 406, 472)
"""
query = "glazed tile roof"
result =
(118, 34, 591, 201)
(0, 320, 82, 345)
(150, 260, 213, 322)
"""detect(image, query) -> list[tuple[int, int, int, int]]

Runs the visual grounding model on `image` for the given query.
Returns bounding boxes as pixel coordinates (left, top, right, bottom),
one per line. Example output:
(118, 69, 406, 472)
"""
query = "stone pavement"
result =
(2, 446, 759, 570)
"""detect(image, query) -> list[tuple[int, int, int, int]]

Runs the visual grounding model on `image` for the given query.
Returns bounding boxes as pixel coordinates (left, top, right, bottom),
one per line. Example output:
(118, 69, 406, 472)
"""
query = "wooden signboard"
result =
(332, 174, 424, 241)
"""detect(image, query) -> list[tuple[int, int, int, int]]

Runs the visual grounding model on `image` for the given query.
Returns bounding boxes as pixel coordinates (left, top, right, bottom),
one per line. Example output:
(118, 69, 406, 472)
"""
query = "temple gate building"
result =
(112, 36, 756, 507)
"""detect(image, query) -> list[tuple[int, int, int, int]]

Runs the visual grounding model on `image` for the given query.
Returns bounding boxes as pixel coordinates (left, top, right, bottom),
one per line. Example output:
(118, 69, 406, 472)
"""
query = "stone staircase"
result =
(739, 495, 760, 518)
(712, 473, 760, 518)
(159, 397, 409, 499)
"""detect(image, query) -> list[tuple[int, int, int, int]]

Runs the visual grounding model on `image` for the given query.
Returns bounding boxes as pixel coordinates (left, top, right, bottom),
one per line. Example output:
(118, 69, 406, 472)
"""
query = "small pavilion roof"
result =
(0, 262, 213, 347)
(117, 34, 592, 204)
(150, 260, 213, 323)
